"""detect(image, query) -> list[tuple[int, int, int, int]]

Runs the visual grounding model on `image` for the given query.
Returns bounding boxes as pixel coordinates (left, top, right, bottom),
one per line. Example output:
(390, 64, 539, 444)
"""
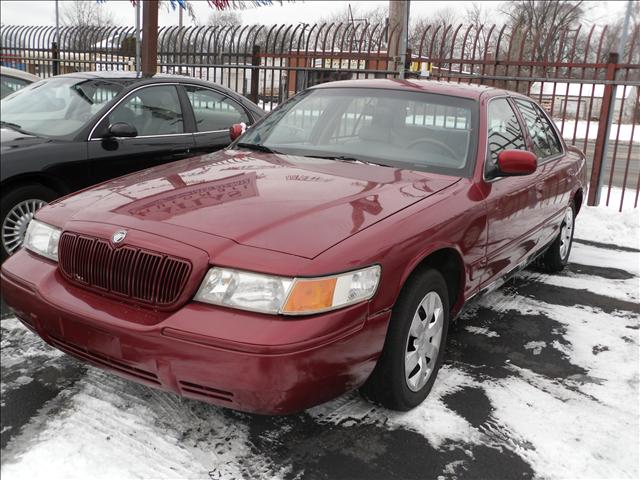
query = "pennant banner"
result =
(169, 0, 187, 10)
(207, 1, 294, 11)
(97, 0, 295, 12)
(96, 0, 137, 5)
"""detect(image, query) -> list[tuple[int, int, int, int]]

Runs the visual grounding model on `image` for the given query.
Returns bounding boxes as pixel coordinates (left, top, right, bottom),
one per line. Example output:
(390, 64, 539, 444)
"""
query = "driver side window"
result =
(486, 98, 527, 178)
(107, 85, 184, 137)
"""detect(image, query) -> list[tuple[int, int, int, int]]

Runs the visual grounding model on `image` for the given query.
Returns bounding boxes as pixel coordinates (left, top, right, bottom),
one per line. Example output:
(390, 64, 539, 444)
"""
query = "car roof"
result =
(0, 66, 41, 83)
(310, 78, 524, 101)
(53, 71, 195, 81)
(44, 71, 264, 114)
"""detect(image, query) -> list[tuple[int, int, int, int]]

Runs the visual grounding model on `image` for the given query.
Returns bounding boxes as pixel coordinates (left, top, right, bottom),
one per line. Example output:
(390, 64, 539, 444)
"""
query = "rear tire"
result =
(361, 268, 449, 411)
(537, 201, 575, 273)
(1, 184, 57, 261)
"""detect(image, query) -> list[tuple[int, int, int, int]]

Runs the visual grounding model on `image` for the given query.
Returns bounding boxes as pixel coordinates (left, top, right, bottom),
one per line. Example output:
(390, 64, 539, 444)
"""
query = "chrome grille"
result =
(58, 232, 191, 307)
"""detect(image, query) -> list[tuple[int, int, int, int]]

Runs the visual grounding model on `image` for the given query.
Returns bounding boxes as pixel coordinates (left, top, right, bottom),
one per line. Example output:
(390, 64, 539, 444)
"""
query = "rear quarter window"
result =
(514, 99, 562, 159)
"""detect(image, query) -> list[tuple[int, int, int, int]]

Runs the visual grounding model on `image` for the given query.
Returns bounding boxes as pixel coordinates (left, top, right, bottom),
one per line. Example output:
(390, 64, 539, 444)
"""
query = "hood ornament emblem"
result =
(112, 230, 127, 244)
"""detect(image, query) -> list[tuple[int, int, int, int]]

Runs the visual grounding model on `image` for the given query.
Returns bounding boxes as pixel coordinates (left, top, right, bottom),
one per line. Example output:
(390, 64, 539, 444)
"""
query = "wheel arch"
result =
(1, 173, 69, 198)
(397, 246, 467, 319)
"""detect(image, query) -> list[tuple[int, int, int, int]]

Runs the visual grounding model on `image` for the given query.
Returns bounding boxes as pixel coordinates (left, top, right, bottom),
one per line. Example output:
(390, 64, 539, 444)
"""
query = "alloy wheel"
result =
(559, 206, 574, 261)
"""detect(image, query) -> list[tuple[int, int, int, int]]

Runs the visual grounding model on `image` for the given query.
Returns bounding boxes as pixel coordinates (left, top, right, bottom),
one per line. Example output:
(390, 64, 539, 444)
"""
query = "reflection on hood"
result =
(117, 172, 259, 221)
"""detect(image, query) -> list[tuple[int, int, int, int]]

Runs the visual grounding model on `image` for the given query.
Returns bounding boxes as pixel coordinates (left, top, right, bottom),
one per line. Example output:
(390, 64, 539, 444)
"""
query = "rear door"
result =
(87, 84, 195, 185)
(182, 85, 252, 155)
(512, 98, 568, 246)
(481, 97, 544, 284)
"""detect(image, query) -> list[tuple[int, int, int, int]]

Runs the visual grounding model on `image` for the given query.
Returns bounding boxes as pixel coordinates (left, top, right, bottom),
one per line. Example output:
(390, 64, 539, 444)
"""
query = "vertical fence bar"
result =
(249, 44, 260, 104)
(51, 41, 59, 75)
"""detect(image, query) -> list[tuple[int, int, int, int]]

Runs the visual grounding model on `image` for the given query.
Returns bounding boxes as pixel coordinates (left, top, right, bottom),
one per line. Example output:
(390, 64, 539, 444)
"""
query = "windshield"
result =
(1, 77, 125, 137)
(238, 87, 478, 176)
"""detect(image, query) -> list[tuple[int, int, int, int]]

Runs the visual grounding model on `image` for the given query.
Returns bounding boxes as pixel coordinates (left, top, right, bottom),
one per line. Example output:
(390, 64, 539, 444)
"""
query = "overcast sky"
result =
(0, 0, 629, 27)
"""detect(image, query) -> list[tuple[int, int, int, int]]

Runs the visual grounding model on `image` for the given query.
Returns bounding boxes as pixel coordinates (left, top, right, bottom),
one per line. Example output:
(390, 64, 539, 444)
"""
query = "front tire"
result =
(1, 184, 57, 261)
(538, 201, 575, 273)
(361, 268, 449, 411)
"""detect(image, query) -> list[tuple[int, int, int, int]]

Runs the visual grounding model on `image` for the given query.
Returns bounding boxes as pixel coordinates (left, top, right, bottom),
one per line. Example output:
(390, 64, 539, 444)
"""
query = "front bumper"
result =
(1, 250, 391, 414)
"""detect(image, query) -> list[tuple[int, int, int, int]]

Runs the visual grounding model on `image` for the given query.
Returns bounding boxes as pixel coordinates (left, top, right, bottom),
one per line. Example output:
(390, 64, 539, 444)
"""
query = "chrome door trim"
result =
(88, 132, 194, 142)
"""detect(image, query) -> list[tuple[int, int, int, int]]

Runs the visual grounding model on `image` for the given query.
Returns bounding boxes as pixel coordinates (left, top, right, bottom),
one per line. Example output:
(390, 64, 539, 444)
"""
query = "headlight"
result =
(23, 220, 61, 261)
(194, 265, 381, 315)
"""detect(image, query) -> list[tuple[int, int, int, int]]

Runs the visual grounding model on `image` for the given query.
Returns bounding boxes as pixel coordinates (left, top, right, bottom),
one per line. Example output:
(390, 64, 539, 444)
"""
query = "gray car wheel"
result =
(1, 184, 57, 261)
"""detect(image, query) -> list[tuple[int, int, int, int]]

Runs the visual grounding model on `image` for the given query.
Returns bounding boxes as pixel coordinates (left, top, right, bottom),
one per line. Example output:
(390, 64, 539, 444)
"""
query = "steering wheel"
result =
(407, 138, 458, 160)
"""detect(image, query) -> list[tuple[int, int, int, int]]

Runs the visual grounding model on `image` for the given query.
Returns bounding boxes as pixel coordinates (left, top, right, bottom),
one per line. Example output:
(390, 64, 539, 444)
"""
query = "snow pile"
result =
(575, 187, 640, 250)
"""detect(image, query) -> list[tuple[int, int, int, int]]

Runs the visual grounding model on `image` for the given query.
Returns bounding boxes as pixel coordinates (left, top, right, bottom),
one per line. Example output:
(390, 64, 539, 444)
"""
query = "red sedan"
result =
(1, 80, 587, 414)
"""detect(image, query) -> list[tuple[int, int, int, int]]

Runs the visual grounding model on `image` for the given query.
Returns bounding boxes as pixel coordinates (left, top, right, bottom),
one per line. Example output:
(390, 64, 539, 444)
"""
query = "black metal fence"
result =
(1, 23, 639, 209)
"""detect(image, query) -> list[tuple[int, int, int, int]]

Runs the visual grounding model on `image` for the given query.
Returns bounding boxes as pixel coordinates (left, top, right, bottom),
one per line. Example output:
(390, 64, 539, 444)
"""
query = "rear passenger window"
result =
(486, 98, 527, 177)
(186, 86, 249, 132)
(514, 99, 562, 159)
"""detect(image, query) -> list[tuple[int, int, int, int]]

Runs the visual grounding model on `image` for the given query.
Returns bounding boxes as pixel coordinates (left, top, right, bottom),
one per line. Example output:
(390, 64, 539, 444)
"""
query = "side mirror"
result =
(496, 150, 537, 176)
(229, 122, 247, 141)
(108, 122, 137, 138)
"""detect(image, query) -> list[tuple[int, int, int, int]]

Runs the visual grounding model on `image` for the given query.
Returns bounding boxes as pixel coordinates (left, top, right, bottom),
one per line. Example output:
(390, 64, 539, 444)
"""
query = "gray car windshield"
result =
(238, 87, 478, 176)
(1, 77, 125, 137)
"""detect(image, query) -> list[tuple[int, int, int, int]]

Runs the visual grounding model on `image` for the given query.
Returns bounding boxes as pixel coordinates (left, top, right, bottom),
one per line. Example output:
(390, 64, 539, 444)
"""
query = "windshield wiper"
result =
(236, 142, 280, 154)
(0, 121, 30, 134)
(303, 154, 389, 167)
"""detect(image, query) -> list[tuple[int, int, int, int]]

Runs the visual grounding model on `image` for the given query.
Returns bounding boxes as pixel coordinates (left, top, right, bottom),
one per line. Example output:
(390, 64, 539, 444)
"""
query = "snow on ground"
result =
(574, 187, 640, 250)
(1, 203, 638, 480)
(557, 120, 639, 143)
(0, 326, 285, 480)
(257, 100, 277, 112)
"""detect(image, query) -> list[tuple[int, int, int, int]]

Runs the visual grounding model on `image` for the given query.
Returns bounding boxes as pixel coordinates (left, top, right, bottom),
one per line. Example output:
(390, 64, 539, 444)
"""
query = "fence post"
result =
(141, 0, 159, 75)
(249, 44, 261, 104)
(51, 41, 59, 76)
(587, 52, 619, 206)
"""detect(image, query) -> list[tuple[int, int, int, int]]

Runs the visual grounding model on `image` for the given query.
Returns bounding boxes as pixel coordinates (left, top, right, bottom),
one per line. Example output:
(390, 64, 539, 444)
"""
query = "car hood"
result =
(44, 149, 460, 258)
(1, 127, 51, 153)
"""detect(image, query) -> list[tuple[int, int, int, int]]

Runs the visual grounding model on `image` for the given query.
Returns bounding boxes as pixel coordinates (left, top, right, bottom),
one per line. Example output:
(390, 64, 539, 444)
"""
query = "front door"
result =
(87, 84, 195, 186)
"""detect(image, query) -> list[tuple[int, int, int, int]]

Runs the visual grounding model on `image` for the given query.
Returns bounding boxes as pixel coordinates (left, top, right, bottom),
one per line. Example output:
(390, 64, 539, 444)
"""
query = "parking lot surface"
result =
(1, 225, 638, 479)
